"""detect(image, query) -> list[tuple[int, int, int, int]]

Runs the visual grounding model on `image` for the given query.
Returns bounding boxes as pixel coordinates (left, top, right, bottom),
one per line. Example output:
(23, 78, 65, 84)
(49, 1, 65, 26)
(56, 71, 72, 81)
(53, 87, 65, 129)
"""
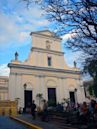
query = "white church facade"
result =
(8, 30, 85, 109)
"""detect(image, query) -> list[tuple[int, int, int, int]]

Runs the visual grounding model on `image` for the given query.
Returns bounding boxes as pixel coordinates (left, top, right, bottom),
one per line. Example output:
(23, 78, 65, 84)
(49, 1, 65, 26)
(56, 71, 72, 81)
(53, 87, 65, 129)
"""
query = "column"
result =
(16, 74, 23, 108)
(35, 75, 45, 105)
(57, 78, 64, 103)
(40, 75, 46, 100)
(63, 78, 69, 99)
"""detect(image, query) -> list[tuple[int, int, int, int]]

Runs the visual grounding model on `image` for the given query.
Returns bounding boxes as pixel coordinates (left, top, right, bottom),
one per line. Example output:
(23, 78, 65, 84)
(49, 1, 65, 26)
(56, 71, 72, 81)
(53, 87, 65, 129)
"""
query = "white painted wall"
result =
(8, 30, 85, 109)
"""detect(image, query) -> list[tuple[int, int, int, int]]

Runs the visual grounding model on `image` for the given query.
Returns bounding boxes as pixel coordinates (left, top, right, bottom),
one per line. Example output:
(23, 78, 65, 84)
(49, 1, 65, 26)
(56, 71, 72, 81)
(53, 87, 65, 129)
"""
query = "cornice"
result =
(31, 47, 64, 55)
(8, 63, 81, 75)
(10, 72, 80, 80)
(30, 32, 62, 41)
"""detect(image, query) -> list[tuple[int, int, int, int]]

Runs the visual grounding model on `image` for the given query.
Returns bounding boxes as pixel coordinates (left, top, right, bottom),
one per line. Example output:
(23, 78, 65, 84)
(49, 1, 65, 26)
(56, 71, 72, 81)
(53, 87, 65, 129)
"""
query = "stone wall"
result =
(0, 100, 17, 116)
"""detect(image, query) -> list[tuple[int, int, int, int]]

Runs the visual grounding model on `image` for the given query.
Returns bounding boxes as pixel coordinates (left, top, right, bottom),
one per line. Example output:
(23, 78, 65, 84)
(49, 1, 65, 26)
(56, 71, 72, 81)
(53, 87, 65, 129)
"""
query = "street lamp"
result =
(74, 88, 77, 92)
(24, 83, 27, 90)
(74, 88, 77, 105)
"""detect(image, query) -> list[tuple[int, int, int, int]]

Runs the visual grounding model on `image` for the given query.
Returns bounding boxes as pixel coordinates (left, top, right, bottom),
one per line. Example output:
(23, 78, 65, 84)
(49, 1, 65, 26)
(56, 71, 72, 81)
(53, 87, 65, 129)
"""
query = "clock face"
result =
(46, 40, 51, 50)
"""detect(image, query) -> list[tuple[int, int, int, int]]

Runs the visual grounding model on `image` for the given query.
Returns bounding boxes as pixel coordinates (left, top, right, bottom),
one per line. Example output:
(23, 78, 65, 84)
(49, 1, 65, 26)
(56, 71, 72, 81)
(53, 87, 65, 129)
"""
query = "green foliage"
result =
(84, 58, 97, 97)
(36, 93, 43, 98)
(93, 79, 97, 97)
(88, 85, 94, 96)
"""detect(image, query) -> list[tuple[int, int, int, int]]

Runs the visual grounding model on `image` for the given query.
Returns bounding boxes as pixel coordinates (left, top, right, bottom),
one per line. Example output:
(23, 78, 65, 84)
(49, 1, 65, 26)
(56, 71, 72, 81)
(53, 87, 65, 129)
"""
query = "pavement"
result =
(0, 116, 28, 129)
(0, 114, 77, 129)
(16, 114, 61, 129)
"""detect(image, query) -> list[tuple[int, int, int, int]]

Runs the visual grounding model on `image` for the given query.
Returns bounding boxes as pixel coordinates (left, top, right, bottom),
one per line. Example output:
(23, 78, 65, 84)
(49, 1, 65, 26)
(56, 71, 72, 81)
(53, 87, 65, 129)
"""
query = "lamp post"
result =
(74, 88, 77, 106)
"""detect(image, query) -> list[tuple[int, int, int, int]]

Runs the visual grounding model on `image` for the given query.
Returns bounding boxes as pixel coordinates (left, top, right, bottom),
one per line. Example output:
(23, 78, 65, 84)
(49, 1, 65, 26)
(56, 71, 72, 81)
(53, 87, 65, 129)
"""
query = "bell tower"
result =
(25, 30, 68, 69)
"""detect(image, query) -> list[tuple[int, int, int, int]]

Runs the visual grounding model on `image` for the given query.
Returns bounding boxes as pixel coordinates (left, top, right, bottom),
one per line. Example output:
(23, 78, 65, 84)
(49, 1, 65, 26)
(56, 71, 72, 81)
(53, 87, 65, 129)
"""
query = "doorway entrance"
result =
(69, 91, 75, 103)
(24, 90, 32, 111)
(48, 88, 56, 106)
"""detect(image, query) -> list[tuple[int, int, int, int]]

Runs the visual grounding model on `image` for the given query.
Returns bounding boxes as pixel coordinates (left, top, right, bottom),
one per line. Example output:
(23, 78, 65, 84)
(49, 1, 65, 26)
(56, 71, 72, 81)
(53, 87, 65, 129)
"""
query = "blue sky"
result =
(0, 0, 81, 76)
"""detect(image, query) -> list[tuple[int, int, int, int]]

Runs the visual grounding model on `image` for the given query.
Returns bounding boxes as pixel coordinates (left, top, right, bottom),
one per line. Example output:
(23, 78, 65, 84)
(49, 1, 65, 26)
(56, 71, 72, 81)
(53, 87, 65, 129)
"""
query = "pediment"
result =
(37, 30, 55, 36)
(30, 30, 56, 37)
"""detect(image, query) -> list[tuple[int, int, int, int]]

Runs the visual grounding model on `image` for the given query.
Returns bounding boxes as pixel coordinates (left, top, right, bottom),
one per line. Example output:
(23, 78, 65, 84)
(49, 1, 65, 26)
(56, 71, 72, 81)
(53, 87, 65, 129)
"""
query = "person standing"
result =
(42, 99, 48, 122)
(31, 100, 36, 120)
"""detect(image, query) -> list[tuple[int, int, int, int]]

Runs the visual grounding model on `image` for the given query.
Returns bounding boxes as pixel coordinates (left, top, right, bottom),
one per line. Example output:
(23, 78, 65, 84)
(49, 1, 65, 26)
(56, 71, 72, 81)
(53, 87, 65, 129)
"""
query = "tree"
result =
(40, 0, 97, 57)
(88, 85, 94, 96)
(84, 57, 97, 97)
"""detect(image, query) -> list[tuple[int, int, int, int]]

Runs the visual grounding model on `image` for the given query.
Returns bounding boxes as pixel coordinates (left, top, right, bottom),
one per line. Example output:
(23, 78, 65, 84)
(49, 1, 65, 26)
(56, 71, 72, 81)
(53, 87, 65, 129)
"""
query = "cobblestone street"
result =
(0, 116, 28, 129)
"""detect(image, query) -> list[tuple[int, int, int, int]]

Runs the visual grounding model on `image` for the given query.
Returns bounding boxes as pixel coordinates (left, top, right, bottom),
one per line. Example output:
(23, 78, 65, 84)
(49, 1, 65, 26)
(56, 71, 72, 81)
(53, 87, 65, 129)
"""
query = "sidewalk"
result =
(16, 114, 61, 129)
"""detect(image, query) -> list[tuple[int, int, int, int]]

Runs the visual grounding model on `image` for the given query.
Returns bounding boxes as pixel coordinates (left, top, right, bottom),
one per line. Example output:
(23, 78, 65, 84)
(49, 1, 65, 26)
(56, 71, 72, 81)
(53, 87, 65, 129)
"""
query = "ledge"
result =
(8, 63, 81, 75)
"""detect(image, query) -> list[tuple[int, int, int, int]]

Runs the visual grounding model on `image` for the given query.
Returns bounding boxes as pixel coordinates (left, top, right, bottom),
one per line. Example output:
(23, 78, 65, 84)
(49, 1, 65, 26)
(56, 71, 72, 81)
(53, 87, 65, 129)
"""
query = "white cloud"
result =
(61, 30, 77, 40)
(0, 3, 49, 49)
(0, 22, 33, 48)
(0, 64, 10, 76)
(36, 20, 49, 26)
(62, 33, 72, 40)
(19, 32, 29, 42)
(0, 13, 24, 47)
(61, 30, 82, 67)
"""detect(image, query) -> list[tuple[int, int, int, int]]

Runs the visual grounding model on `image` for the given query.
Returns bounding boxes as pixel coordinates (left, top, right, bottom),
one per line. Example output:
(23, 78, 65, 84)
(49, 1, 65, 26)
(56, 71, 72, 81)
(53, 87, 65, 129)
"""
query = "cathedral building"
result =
(8, 30, 85, 109)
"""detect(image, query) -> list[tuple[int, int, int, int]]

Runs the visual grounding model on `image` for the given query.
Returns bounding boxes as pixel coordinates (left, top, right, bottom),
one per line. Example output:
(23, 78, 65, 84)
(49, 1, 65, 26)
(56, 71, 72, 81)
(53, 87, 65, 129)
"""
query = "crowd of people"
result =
(20, 99, 97, 126)
(64, 99, 97, 125)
